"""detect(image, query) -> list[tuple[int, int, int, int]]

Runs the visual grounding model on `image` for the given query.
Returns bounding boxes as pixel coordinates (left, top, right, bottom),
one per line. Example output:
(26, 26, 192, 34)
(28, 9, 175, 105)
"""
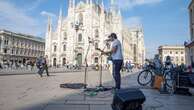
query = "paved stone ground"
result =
(0, 67, 84, 76)
(0, 70, 194, 110)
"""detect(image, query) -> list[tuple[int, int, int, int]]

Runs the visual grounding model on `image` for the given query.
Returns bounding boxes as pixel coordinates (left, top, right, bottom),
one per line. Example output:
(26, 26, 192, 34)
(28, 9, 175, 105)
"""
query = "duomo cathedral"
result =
(45, 0, 145, 66)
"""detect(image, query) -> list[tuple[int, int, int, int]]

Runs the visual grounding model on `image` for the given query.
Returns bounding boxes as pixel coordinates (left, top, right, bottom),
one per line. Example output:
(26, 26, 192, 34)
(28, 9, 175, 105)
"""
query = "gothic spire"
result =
(47, 16, 52, 34)
(69, 0, 72, 8)
(111, 0, 115, 5)
(90, 0, 92, 5)
(57, 6, 63, 32)
(118, 9, 121, 16)
(69, 0, 75, 8)
(86, 0, 89, 4)
(59, 6, 62, 19)
(101, 0, 104, 8)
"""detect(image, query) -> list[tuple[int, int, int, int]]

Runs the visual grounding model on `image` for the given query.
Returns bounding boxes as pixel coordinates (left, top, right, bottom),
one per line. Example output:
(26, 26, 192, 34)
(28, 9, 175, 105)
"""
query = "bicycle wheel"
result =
(164, 71, 174, 88)
(137, 70, 153, 86)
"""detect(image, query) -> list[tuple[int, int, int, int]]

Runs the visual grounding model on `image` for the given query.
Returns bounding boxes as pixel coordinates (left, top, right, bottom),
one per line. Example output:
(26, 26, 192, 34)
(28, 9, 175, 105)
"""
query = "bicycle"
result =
(137, 61, 155, 86)
(137, 60, 175, 89)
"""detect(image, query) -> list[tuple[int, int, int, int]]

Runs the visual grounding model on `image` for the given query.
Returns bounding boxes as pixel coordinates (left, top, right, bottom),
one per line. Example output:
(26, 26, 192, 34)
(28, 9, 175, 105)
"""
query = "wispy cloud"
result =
(117, 0, 164, 10)
(0, 0, 44, 36)
(41, 11, 57, 18)
(27, 0, 47, 11)
(124, 16, 142, 28)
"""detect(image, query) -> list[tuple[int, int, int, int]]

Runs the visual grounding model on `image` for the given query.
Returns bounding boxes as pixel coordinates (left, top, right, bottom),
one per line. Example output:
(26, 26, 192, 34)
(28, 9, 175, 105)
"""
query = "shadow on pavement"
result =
(14, 71, 194, 110)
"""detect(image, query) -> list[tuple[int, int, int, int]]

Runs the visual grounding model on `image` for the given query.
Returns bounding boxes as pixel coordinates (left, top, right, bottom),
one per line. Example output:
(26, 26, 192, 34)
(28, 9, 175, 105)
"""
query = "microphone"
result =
(103, 39, 110, 49)
(104, 39, 111, 42)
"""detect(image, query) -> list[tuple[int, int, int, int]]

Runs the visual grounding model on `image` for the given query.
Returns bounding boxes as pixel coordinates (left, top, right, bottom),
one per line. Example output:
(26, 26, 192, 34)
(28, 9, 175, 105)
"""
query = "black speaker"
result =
(112, 88, 146, 110)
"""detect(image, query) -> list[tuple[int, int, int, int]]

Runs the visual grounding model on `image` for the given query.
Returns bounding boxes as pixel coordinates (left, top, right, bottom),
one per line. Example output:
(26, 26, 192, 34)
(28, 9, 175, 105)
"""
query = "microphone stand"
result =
(83, 38, 93, 89)
(83, 41, 112, 93)
(95, 42, 112, 92)
(98, 43, 107, 87)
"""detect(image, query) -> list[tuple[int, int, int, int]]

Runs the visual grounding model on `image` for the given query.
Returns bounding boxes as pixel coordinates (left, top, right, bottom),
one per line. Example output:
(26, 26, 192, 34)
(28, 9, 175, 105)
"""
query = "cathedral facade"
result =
(45, 0, 145, 67)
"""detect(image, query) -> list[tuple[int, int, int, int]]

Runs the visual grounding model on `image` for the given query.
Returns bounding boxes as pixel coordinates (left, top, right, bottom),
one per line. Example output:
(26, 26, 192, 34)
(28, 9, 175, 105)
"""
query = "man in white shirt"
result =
(102, 33, 123, 89)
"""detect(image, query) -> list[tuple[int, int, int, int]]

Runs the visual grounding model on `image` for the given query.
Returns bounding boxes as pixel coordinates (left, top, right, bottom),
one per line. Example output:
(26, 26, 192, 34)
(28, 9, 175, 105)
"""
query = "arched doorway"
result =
(53, 58, 57, 66)
(62, 58, 66, 66)
(77, 53, 82, 65)
(94, 57, 98, 64)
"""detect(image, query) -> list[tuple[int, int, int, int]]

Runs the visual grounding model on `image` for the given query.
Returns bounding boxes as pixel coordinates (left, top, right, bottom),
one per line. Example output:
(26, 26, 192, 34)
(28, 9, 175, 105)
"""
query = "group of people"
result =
(124, 61, 133, 72)
(150, 54, 174, 72)
(0, 60, 36, 70)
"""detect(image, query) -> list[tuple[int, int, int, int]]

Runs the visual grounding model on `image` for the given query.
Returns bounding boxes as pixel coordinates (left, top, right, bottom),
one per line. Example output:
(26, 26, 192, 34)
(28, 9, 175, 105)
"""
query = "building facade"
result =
(122, 27, 145, 65)
(45, 0, 145, 66)
(0, 30, 45, 65)
(185, 0, 194, 66)
(158, 45, 185, 65)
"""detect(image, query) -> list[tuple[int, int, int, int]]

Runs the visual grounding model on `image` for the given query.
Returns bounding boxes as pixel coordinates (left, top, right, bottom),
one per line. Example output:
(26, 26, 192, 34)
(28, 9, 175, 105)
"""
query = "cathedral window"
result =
(94, 57, 98, 63)
(95, 43, 98, 49)
(62, 58, 66, 66)
(64, 32, 67, 40)
(4, 48, 7, 54)
(78, 13, 83, 25)
(78, 34, 82, 42)
(63, 44, 66, 51)
(54, 45, 57, 52)
(181, 57, 184, 62)
(95, 29, 99, 38)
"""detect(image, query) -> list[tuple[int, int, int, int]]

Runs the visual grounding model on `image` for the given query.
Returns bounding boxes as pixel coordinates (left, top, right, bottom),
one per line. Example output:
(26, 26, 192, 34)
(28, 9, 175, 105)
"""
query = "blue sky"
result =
(0, 0, 191, 58)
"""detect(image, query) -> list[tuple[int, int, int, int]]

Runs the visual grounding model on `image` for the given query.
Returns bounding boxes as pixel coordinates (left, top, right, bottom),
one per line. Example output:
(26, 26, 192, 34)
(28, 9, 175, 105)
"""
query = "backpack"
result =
(36, 58, 42, 68)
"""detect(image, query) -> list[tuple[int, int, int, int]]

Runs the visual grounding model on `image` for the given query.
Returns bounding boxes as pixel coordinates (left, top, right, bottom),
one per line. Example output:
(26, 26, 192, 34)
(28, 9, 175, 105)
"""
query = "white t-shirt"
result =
(111, 39, 123, 60)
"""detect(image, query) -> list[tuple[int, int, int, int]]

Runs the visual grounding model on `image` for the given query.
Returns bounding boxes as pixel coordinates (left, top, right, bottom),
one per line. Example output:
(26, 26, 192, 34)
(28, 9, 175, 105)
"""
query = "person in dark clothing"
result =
(36, 56, 43, 77)
(36, 56, 49, 77)
(42, 56, 49, 76)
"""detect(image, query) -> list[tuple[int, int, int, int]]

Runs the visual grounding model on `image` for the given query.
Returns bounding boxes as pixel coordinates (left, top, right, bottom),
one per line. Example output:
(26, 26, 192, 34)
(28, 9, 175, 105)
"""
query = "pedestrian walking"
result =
(36, 56, 44, 77)
(127, 61, 133, 72)
(125, 61, 128, 72)
(36, 56, 49, 77)
(42, 56, 49, 76)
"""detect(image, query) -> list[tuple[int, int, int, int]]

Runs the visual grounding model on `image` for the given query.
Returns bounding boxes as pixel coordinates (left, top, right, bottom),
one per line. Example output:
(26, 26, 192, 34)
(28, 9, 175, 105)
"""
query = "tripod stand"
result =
(82, 39, 112, 93)
(87, 42, 112, 92)
(95, 53, 112, 92)
(83, 37, 93, 89)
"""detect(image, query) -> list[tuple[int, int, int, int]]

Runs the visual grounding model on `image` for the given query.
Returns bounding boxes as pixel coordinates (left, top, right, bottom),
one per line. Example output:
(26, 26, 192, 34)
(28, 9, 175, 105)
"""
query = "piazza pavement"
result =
(0, 69, 194, 110)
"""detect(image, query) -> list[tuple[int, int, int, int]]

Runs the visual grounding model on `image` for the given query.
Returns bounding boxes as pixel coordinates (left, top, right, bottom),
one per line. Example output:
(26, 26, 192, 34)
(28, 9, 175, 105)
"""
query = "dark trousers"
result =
(38, 65, 49, 77)
(112, 60, 123, 89)
(43, 65, 49, 76)
(37, 67, 43, 77)
(44, 65, 49, 76)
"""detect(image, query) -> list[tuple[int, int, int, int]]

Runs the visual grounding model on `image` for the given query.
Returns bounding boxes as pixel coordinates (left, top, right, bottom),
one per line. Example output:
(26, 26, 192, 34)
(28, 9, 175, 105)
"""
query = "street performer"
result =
(101, 33, 123, 90)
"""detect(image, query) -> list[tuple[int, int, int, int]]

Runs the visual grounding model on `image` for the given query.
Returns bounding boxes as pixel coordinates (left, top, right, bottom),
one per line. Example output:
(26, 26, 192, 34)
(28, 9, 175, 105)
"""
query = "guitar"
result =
(96, 48, 111, 57)
(95, 48, 104, 53)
